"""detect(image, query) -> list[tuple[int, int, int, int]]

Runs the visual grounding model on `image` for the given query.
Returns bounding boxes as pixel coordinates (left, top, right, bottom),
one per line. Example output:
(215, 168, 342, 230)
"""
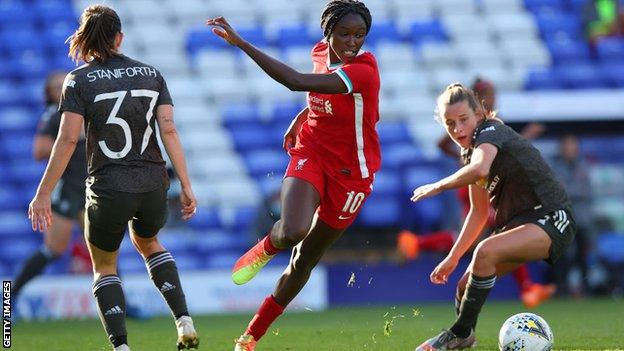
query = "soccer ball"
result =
(498, 312, 554, 351)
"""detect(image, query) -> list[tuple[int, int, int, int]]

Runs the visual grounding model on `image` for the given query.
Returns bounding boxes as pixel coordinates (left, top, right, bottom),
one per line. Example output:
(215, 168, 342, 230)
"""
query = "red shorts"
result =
(285, 149, 373, 229)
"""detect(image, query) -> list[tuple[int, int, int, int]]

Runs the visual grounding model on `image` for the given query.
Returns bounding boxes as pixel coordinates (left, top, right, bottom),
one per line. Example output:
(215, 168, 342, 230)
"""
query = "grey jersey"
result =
(462, 119, 571, 229)
(37, 104, 88, 188)
(59, 55, 172, 193)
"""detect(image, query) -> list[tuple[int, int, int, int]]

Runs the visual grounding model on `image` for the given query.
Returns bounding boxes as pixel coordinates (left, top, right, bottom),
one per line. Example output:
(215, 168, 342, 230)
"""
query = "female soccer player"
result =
(399, 77, 556, 310)
(412, 83, 575, 350)
(207, 1, 380, 349)
(12, 72, 88, 300)
(28, 5, 199, 350)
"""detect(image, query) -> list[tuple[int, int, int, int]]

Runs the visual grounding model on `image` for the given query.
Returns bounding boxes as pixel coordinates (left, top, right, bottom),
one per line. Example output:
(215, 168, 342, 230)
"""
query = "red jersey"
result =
(294, 41, 381, 179)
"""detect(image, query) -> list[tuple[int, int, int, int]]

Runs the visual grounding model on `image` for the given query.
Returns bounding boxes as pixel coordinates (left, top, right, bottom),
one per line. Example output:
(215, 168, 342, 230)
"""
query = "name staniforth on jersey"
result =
(87, 66, 157, 82)
(2, 281, 10, 348)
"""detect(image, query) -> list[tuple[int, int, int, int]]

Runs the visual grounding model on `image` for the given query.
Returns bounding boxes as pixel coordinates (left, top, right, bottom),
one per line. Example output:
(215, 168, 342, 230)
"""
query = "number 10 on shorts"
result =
(341, 191, 365, 214)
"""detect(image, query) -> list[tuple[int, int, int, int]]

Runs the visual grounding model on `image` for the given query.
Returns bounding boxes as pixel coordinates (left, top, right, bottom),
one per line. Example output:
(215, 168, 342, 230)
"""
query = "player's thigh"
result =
(478, 224, 552, 264)
(282, 152, 323, 230)
(129, 186, 168, 244)
(85, 187, 137, 253)
(317, 175, 372, 230)
(44, 212, 75, 254)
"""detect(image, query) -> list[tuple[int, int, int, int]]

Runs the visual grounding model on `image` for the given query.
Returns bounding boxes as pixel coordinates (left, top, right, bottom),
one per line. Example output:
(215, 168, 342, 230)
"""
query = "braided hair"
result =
(320, 0, 372, 38)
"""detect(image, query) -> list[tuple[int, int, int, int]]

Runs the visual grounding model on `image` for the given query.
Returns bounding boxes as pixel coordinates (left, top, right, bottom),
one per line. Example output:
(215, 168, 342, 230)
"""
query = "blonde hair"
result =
(68, 5, 121, 63)
(434, 83, 500, 123)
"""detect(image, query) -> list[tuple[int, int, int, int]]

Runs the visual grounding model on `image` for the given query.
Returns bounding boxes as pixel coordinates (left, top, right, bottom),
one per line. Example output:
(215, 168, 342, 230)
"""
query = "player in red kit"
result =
(207, 1, 379, 349)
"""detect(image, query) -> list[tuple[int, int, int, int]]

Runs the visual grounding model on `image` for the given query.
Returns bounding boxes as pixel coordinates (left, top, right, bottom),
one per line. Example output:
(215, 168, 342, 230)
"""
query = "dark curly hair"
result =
(320, 0, 372, 38)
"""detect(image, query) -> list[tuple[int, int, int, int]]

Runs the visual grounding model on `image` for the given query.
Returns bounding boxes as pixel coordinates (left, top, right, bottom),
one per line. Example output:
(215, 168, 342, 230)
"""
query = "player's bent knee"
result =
(473, 241, 498, 266)
(277, 222, 309, 247)
(132, 236, 163, 257)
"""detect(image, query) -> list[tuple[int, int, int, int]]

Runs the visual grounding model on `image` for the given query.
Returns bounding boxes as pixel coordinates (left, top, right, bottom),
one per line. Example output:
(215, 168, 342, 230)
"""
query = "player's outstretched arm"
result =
(206, 17, 348, 94)
(29, 112, 83, 231)
(411, 143, 498, 202)
(430, 185, 489, 284)
(156, 104, 197, 220)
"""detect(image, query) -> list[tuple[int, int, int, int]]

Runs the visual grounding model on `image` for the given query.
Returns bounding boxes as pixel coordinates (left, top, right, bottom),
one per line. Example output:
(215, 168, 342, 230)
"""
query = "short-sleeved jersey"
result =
(294, 41, 381, 179)
(462, 119, 571, 229)
(37, 104, 88, 188)
(59, 54, 171, 193)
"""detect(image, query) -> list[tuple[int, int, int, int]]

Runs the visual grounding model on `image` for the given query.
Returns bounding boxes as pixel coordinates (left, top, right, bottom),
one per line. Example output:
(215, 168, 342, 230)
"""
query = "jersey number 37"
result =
(94, 89, 159, 159)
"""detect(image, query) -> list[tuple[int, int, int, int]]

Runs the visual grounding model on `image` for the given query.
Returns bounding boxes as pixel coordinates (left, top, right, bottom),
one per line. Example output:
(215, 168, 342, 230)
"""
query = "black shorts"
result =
(85, 186, 168, 252)
(51, 180, 86, 219)
(499, 208, 576, 265)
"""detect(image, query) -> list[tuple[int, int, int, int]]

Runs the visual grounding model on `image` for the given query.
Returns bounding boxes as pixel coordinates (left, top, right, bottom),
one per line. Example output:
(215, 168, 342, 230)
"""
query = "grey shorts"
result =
(85, 186, 168, 252)
(498, 208, 576, 265)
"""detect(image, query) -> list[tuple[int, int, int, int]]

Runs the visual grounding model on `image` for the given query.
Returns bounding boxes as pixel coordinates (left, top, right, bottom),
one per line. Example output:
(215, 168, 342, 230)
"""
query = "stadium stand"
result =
(0, 0, 623, 276)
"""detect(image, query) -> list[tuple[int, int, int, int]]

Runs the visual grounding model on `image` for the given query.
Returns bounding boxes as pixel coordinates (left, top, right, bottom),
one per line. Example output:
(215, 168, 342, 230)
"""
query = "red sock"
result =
(245, 295, 285, 341)
(418, 230, 455, 252)
(513, 264, 533, 292)
(262, 235, 281, 255)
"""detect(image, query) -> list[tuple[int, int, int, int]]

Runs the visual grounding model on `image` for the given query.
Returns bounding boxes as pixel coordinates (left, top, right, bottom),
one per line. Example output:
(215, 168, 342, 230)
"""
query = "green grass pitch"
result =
(11, 298, 623, 350)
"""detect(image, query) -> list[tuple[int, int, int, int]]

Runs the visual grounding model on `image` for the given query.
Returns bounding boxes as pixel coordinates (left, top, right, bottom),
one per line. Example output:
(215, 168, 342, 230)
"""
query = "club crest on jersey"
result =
(296, 158, 308, 170)
(324, 100, 333, 115)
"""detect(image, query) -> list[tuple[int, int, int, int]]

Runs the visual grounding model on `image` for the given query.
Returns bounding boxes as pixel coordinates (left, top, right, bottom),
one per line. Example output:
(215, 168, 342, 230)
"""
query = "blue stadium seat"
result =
(525, 67, 563, 90)
(244, 149, 289, 179)
(377, 122, 411, 146)
(187, 207, 222, 230)
(171, 255, 202, 271)
(536, 12, 583, 41)
(2, 238, 40, 262)
(0, 2, 36, 31)
(0, 82, 24, 107)
(271, 101, 304, 124)
(1, 29, 46, 57)
(186, 26, 228, 54)
(0, 108, 37, 134)
(9, 161, 46, 184)
(19, 79, 46, 108)
(409, 19, 447, 44)
(371, 170, 401, 197)
(403, 166, 443, 191)
(221, 103, 259, 128)
(0, 187, 25, 212)
(596, 232, 624, 264)
(229, 126, 274, 151)
(257, 175, 283, 197)
(229, 205, 258, 232)
(382, 143, 425, 170)
(547, 39, 591, 64)
(365, 21, 401, 46)
(0, 134, 33, 161)
(556, 63, 606, 89)
(0, 212, 33, 239)
(357, 194, 401, 227)
(595, 37, 624, 62)
(16, 52, 48, 80)
(236, 25, 268, 47)
(524, 0, 565, 13)
(194, 230, 248, 254)
(203, 251, 243, 269)
(44, 22, 76, 55)
(275, 24, 313, 49)
(599, 62, 624, 88)
(32, 0, 76, 26)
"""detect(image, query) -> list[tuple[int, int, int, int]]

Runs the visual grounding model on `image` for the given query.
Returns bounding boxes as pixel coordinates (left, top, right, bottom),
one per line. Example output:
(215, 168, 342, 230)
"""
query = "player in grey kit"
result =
(28, 5, 199, 350)
(412, 83, 575, 350)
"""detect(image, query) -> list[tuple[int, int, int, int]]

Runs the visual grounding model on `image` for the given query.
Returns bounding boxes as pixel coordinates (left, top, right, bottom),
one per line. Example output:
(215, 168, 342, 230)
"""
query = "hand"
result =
(205, 17, 244, 46)
(283, 122, 301, 152)
(179, 186, 197, 220)
(430, 255, 459, 285)
(28, 193, 52, 232)
(410, 182, 443, 202)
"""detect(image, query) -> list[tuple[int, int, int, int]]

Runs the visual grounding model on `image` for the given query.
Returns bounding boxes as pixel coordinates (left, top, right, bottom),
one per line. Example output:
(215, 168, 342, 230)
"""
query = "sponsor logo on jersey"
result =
(295, 158, 308, 171)
(480, 126, 496, 134)
(308, 95, 333, 115)
(487, 174, 500, 193)
(65, 79, 76, 88)
(324, 100, 333, 115)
